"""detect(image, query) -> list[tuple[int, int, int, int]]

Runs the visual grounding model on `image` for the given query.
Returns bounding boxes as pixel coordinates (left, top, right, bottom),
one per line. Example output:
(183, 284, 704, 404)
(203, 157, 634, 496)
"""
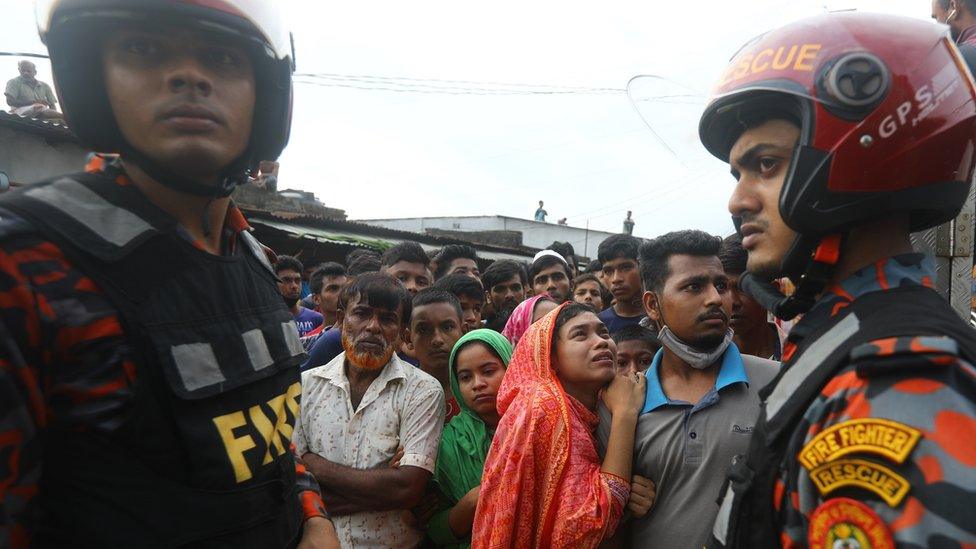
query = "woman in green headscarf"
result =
(427, 329, 513, 548)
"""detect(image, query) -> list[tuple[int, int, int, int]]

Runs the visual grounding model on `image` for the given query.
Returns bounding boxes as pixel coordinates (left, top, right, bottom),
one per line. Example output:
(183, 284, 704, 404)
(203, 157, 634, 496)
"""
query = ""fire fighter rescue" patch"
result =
(798, 418, 921, 469)
(807, 458, 911, 507)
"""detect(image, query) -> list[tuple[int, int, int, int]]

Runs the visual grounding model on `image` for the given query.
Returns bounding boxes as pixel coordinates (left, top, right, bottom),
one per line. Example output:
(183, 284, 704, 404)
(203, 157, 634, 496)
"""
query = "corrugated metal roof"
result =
(248, 215, 536, 262)
(0, 111, 77, 142)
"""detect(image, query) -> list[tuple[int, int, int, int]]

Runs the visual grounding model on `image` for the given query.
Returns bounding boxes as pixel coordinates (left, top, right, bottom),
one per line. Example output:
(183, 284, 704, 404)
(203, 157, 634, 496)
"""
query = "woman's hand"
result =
(602, 371, 646, 416)
(627, 475, 656, 518)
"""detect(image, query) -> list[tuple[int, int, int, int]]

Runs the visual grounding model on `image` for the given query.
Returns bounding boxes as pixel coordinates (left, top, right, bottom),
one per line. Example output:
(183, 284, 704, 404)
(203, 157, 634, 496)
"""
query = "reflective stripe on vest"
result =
(25, 178, 154, 248)
(765, 313, 861, 421)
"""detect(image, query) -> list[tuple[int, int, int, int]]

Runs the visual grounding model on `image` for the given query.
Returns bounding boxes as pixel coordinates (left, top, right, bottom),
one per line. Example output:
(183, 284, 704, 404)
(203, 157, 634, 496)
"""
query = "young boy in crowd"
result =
(433, 244, 481, 280)
(381, 241, 433, 295)
(434, 274, 486, 333)
(572, 273, 608, 313)
(597, 234, 646, 333)
(276, 255, 324, 337)
(612, 325, 661, 375)
(409, 288, 465, 421)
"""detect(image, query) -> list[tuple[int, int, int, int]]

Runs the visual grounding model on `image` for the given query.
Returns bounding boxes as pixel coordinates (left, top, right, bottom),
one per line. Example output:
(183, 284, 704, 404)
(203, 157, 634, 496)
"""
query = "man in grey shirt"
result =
(5, 60, 61, 120)
(599, 230, 777, 548)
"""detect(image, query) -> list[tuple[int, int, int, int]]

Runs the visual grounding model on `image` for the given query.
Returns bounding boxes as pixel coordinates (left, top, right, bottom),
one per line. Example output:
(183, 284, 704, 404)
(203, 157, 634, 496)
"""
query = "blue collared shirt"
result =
(641, 343, 750, 414)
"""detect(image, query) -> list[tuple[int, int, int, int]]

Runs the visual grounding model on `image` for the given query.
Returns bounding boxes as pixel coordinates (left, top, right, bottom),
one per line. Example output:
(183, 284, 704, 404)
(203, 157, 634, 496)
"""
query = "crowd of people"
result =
(272, 227, 784, 547)
(2, 1, 976, 548)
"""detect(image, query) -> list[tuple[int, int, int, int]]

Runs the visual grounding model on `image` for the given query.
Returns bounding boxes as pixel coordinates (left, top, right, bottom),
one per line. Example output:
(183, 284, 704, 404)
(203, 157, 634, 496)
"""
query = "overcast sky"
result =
(1, 0, 929, 238)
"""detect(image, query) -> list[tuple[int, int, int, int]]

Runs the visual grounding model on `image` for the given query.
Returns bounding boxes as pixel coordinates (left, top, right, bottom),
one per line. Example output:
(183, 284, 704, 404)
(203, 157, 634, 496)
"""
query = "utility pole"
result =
(584, 219, 590, 258)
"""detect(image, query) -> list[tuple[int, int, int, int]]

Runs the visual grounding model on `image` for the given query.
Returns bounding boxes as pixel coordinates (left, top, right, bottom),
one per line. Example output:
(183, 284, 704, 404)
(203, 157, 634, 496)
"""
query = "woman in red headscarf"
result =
(472, 303, 646, 548)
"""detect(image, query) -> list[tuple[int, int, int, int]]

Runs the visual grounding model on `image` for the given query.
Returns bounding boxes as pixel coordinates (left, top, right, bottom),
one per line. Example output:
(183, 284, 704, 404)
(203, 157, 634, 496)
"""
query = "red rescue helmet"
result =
(700, 12, 976, 244)
(36, 0, 294, 197)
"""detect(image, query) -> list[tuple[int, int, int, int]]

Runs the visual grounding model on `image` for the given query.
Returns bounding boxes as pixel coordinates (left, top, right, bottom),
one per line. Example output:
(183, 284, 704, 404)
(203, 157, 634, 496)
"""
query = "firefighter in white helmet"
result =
(0, 1, 339, 546)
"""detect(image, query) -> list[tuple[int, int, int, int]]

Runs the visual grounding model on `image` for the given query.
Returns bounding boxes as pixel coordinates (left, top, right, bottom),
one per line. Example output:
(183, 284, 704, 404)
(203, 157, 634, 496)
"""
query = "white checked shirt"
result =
(294, 352, 445, 548)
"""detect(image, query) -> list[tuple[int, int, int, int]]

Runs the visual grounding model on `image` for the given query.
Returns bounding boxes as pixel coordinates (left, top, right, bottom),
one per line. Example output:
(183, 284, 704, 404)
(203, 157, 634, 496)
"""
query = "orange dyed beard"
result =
(341, 331, 396, 371)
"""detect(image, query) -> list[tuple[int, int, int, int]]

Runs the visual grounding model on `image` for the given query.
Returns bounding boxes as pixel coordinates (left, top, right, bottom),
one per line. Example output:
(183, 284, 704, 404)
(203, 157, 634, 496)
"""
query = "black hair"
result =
(638, 230, 722, 292)
(598, 233, 641, 264)
(309, 262, 346, 294)
(573, 273, 611, 312)
(274, 255, 303, 275)
(961, 0, 976, 14)
(547, 241, 575, 259)
(718, 234, 748, 275)
(346, 248, 380, 267)
(612, 325, 661, 353)
(347, 255, 381, 277)
(433, 244, 479, 279)
(433, 274, 485, 305)
(339, 272, 413, 324)
(938, 0, 951, 9)
(552, 302, 598, 342)
(481, 259, 527, 290)
(381, 241, 430, 269)
(584, 259, 602, 274)
(411, 288, 462, 322)
(528, 254, 572, 284)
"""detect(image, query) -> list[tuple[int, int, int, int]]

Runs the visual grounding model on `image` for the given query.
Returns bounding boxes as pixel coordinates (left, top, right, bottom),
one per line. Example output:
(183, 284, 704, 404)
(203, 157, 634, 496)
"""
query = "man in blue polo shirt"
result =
(599, 230, 777, 548)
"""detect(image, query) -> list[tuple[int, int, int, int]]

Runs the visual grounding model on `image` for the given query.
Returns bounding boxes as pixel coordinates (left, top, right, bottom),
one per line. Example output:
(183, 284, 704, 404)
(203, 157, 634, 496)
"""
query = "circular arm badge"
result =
(808, 497, 894, 549)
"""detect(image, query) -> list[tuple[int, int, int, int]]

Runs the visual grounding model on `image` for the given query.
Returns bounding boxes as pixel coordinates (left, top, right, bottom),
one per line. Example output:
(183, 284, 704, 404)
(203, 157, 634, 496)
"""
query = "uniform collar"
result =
(640, 343, 748, 414)
(793, 254, 934, 343)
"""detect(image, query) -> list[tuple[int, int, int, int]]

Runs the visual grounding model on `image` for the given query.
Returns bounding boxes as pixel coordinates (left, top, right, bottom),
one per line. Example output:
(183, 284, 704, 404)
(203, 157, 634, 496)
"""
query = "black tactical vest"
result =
(0, 172, 308, 548)
(708, 284, 976, 548)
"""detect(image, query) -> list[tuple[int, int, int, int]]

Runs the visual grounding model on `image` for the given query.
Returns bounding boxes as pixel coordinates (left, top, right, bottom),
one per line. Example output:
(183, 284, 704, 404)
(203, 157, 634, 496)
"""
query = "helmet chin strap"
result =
(121, 145, 252, 237)
(738, 233, 845, 321)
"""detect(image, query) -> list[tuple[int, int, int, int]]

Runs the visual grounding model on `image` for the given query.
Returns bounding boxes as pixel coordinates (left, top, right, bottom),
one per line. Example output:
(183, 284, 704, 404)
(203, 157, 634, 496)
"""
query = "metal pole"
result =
(584, 220, 590, 258)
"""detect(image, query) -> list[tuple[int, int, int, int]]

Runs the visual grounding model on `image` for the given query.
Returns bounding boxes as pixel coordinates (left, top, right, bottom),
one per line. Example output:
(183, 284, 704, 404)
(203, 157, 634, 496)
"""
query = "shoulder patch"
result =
(807, 458, 911, 507)
(808, 498, 893, 549)
(799, 418, 921, 469)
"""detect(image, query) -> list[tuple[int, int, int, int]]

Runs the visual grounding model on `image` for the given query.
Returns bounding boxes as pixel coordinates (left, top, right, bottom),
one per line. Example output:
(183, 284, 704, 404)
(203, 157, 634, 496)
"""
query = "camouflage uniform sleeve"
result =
(782, 335, 976, 548)
(0, 212, 138, 547)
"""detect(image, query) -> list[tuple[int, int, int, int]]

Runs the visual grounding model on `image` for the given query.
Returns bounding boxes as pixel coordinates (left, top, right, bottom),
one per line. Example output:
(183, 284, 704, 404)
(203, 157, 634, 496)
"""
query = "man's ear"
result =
(643, 290, 661, 324)
(336, 309, 345, 328)
(402, 326, 413, 347)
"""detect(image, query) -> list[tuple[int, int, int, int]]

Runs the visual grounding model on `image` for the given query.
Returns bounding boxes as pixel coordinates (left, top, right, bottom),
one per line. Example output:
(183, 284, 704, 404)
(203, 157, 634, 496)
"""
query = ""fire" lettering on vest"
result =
(212, 381, 302, 483)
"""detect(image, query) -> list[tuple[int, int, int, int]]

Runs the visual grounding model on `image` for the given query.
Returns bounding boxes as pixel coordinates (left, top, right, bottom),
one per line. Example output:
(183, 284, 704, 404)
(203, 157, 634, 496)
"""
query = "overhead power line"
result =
(295, 72, 627, 96)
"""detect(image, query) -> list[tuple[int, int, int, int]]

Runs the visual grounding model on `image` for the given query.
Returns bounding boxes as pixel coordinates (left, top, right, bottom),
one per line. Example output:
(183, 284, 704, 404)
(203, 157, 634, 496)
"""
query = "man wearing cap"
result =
(699, 12, 976, 548)
(528, 249, 574, 303)
(0, 1, 337, 546)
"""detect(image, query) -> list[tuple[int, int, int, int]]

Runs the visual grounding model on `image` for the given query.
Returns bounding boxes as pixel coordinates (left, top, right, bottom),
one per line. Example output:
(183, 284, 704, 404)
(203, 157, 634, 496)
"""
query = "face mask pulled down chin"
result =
(657, 326, 733, 370)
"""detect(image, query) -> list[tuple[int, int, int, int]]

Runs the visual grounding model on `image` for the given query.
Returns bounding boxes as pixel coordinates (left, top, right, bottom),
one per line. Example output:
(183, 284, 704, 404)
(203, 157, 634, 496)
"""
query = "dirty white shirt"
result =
(294, 352, 445, 548)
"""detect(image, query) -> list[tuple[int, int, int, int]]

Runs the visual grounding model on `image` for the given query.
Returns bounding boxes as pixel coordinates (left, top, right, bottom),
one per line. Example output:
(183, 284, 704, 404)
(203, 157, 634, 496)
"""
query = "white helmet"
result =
(36, 0, 295, 196)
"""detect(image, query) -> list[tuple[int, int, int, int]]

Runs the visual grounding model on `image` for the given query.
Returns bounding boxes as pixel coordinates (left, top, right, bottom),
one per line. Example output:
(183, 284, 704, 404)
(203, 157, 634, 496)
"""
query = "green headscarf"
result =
(434, 329, 513, 504)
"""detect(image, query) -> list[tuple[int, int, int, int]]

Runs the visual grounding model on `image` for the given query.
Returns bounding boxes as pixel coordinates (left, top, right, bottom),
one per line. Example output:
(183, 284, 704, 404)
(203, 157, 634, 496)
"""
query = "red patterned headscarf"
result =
(472, 303, 628, 548)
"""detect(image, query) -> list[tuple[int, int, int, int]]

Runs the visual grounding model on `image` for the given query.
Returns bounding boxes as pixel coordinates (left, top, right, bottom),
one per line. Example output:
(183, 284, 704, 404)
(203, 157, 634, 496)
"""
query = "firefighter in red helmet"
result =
(699, 12, 976, 548)
(0, 1, 338, 546)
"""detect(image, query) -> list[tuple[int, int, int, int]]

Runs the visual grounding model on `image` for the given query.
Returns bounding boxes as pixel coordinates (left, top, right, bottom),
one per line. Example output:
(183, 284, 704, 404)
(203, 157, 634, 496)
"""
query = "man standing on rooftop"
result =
(4, 60, 62, 120)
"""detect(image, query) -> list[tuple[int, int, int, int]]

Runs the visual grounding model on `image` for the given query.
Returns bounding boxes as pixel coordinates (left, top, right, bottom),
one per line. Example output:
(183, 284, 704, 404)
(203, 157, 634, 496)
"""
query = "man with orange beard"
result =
(294, 273, 445, 547)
